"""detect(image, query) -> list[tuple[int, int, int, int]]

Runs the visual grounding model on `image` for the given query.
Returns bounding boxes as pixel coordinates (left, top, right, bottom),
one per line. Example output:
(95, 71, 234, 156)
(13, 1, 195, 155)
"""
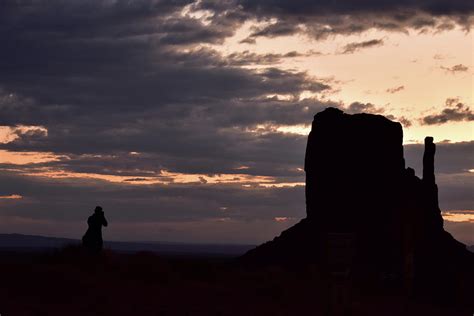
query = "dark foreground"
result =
(0, 247, 472, 316)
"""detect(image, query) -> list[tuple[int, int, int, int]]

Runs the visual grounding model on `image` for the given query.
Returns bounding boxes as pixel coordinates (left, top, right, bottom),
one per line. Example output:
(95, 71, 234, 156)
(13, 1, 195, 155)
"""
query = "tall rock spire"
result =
(423, 136, 436, 184)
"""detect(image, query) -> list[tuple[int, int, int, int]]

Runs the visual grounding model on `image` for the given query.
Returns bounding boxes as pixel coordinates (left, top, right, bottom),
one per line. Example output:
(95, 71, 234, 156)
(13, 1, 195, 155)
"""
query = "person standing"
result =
(82, 206, 108, 253)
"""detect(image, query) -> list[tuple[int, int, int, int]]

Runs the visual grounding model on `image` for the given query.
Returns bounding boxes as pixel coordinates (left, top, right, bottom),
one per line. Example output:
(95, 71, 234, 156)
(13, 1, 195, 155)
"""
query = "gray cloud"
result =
(422, 98, 474, 125)
(395, 116, 413, 127)
(242, 20, 305, 43)
(440, 64, 470, 73)
(345, 102, 384, 114)
(223, 50, 321, 66)
(340, 39, 384, 54)
(201, 0, 474, 41)
(386, 85, 405, 94)
(344, 102, 412, 127)
(153, 47, 322, 68)
(235, 0, 474, 16)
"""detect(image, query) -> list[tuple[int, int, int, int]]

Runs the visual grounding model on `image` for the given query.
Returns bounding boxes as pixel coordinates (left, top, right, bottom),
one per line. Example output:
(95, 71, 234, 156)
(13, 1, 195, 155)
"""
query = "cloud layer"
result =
(422, 98, 474, 125)
(220, 0, 474, 42)
(0, 0, 472, 243)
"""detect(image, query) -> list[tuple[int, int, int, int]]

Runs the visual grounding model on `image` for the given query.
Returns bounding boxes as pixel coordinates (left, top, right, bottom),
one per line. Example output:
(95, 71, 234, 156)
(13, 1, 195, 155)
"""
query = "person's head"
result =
(94, 206, 103, 214)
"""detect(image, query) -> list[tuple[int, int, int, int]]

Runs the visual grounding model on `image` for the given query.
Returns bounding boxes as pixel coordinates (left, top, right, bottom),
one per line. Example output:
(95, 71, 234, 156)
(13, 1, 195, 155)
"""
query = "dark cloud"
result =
(239, 37, 257, 44)
(340, 39, 384, 54)
(440, 64, 470, 73)
(200, 0, 474, 41)
(345, 102, 383, 114)
(223, 50, 320, 66)
(0, 97, 323, 177)
(235, 0, 474, 16)
(0, 0, 331, 174)
(0, 0, 327, 243)
(0, 129, 310, 178)
(344, 102, 412, 127)
(394, 116, 412, 127)
(422, 98, 474, 125)
(241, 20, 304, 43)
(386, 85, 405, 94)
(0, 0, 236, 46)
(225, 51, 286, 65)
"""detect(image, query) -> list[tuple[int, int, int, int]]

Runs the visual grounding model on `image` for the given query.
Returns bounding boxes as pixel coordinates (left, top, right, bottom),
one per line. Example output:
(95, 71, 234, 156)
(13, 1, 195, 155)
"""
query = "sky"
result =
(0, 0, 472, 245)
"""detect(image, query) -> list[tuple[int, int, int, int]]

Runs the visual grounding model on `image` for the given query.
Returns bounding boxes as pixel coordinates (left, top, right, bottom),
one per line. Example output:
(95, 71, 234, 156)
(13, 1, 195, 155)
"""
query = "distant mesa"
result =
(242, 107, 473, 301)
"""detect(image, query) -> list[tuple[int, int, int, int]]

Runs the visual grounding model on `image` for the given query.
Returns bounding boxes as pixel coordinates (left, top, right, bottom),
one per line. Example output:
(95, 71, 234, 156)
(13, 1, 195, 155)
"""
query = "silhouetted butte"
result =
(242, 107, 473, 303)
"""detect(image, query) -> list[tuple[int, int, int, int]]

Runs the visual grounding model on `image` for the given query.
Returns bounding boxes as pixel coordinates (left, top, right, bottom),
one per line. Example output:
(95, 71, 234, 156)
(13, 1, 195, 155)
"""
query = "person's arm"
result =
(102, 214, 108, 227)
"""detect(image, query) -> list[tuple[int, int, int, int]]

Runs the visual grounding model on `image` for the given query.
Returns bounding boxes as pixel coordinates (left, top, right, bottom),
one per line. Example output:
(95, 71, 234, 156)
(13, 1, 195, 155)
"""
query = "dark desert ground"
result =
(0, 246, 471, 316)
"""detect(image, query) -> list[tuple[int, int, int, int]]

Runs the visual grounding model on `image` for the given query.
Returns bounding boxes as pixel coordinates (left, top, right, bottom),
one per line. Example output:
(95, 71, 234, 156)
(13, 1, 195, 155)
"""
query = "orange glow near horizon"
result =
(0, 194, 23, 200)
(0, 148, 306, 187)
(274, 216, 294, 222)
(15, 166, 302, 187)
(0, 150, 62, 164)
(0, 126, 48, 144)
(442, 210, 474, 223)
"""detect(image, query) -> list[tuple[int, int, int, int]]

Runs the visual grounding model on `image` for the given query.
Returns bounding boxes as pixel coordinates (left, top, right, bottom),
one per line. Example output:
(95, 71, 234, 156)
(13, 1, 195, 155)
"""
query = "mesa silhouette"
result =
(242, 107, 473, 302)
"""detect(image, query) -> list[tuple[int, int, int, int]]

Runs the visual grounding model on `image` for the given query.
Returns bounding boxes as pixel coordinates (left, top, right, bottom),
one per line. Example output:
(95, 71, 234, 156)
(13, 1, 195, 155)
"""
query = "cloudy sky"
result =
(0, 0, 472, 245)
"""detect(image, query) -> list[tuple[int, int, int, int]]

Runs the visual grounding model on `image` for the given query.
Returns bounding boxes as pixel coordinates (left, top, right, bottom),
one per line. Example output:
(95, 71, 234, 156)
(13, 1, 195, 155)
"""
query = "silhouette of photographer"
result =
(82, 206, 108, 253)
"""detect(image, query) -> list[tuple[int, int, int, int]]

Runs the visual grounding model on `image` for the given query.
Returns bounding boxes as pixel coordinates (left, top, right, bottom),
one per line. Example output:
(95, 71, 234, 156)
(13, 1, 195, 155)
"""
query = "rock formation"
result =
(242, 108, 473, 302)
